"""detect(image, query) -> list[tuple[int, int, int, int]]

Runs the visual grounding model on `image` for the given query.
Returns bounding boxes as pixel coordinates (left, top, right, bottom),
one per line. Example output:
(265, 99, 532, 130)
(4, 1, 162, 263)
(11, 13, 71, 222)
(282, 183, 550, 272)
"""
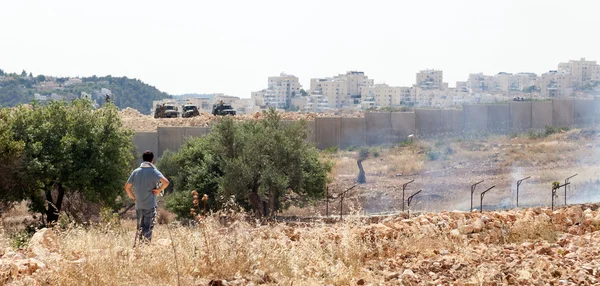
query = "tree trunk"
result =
(249, 190, 265, 218)
(268, 189, 278, 218)
(45, 182, 65, 224)
(357, 159, 366, 184)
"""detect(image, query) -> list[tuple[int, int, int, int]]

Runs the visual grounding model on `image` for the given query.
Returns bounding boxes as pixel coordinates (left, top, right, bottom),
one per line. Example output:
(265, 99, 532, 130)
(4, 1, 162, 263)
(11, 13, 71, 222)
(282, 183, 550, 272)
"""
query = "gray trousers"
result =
(136, 207, 156, 242)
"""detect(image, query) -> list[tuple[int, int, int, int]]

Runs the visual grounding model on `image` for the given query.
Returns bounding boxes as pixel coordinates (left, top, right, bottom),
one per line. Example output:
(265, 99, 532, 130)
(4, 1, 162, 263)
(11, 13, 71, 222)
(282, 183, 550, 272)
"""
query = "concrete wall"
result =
(391, 112, 416, 139)
(366, 112, 392, 145)
(532, 101, 553, 129)
(314, 117, 341, 150)
(306, 120, 316, 144)
(596, 98, 600, 124)
(553, 100, 574, 127)
(464, 105, 488, 132)
(157, 127, 186, 157)
(488, 105, 510, 132)
(574, 100, 595, 126)
(415, 109, 441, 135)
(157, 127, 210, 156)
(133, 132, 158, 159)
(509, 102, 532, 131)
(340, 118, 366, 148)
(440, 109, 464, 133)
(131, 99, 598, 152)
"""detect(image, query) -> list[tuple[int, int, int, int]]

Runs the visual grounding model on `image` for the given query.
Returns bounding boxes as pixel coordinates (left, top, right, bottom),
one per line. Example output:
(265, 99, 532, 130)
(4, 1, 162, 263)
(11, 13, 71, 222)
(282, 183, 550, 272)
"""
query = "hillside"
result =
(0, 70, 170, 114)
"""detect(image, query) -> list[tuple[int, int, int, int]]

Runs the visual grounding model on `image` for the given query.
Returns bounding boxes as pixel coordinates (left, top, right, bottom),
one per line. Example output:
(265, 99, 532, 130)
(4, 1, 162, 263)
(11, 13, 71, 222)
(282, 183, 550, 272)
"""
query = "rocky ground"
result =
(3, 204, 600, 285)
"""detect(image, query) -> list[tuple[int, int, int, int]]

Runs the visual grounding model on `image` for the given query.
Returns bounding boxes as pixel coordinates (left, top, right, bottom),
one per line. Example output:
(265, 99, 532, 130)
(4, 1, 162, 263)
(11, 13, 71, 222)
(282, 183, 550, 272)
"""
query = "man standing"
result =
(124, 150, 169, 243)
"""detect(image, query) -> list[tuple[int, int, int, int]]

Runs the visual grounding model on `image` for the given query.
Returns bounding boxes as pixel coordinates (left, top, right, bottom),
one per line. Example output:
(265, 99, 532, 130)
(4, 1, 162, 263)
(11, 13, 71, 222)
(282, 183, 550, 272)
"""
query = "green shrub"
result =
(324, 146, 338, 153)
(427, 150, 441, 161)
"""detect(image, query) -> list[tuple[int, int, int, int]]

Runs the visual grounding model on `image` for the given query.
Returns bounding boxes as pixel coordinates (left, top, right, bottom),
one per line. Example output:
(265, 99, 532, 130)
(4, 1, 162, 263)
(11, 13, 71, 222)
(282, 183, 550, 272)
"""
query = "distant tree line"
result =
(0, 69, 171, 114)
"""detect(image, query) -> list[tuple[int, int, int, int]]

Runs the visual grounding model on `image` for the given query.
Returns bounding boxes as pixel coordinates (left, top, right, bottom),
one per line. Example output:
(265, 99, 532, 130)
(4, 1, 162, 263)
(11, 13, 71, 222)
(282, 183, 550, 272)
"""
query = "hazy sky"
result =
(1, 0, 598, 97)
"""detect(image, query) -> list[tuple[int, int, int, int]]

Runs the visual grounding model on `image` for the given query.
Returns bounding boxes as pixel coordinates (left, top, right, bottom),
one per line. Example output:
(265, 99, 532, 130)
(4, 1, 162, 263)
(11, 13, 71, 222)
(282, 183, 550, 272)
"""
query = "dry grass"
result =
(19, 216, 405, 285)
(7, 204, 600, 285)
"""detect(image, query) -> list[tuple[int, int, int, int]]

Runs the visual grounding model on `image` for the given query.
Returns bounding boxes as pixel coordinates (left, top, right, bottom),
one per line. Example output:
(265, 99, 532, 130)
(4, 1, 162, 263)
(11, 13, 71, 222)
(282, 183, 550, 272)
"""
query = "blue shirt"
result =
(127, 166, 165, 210)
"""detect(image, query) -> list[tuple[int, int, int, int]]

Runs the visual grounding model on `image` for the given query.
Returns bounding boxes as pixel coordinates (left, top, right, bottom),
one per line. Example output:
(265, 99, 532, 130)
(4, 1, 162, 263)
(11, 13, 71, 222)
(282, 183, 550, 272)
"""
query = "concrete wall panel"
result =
(158, 127, 187, 156)
(314, 117, 341, 149)
(391, 112, 416, 139)
(340, 118, 366, 149)
(464, 105, 488, 132)
(440, 109, 464, 133)
(488, 105, 510, 132)
(553, 99, 574, 127)
(184, 127, 211, 138)
(574, 100, 595, 126)
(532, 101, 553, 129)
(366, 112, 392, 145)
(305, 120, 316, 144)
(133, 132, 158, 160)
(415, 109, 442, 135)
(596, 98, 600, 124)
(509, 102, 532, 131)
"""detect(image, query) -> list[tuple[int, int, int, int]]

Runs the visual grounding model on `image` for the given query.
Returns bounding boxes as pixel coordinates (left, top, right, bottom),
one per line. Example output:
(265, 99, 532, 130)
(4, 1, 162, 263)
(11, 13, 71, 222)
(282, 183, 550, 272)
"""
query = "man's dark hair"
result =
(142, 150, 154, 162)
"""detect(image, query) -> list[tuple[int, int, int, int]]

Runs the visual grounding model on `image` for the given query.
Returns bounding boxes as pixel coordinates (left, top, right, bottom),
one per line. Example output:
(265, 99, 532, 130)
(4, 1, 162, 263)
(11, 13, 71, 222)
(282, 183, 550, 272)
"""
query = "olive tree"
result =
(2, 100, 134, 223)
(160, 108, 331, 218)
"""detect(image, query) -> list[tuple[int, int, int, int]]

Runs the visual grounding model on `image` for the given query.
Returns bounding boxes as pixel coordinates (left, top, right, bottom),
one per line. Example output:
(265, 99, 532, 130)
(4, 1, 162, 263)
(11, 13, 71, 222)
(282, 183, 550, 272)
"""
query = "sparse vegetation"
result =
(158, 108, 331, 218)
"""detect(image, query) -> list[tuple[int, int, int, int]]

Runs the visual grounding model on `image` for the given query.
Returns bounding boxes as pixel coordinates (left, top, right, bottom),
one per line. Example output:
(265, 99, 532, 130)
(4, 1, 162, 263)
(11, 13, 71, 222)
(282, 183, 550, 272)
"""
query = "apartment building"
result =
(558, 58, 598, 88)
(361, 83, 411, 107)
(591, 65, 600, 82)
(416, 69, 445, 90)
(304, 94, 331, 112)
(251, 73, 301, 109)
(514, 73, 539, 91)
(413, 88, 452, 107)
(309, 71, 373, 108)
(456, 81, 469, 93)
(467, 73, 495, 93)
(494, 72, 519, 92)
(540, 70, 573, 98)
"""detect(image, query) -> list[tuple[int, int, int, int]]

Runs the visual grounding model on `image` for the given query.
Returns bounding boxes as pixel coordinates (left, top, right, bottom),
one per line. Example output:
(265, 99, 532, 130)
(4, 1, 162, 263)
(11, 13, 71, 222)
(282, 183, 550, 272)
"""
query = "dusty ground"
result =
(285, 128, 600, 217)
(3, 204, 600, 285)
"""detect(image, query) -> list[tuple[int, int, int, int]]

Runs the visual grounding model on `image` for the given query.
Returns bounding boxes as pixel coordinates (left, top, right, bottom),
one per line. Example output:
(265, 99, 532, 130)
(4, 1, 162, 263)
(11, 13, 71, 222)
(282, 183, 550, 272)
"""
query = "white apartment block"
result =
(361, 84, 411, 107)
(591, 65, 600, 82)
(416, 69, 446, 90)
(265, 73, 301, 108)
(456, 81, 469, 93)
(309, 71, 373, 108)
(540, 70, 573, 98)
(304, 94, 331, 112)
(251, 73, 301, 109)
(413, 88, 452, 107)
(494, 72, 519, 92)
(514, 73, 539, 91)
(251, 90, 266, 107)
(467, 73, 495, 93)
(558, 58, 598, 88)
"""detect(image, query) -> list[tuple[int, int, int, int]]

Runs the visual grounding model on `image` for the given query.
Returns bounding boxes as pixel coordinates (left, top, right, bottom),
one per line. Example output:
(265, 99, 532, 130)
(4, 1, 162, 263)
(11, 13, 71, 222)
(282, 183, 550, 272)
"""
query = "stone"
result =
(471, 218, 485, 232)
(400, 269, 416, 279)
(156, 238, 172, 247)
(27, 228, 59, 257)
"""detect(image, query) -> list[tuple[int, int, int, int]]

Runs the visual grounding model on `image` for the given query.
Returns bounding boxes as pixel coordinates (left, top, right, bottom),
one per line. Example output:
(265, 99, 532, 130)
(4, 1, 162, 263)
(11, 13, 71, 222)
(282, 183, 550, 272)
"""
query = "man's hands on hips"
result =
(152, 188, 162, 196)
